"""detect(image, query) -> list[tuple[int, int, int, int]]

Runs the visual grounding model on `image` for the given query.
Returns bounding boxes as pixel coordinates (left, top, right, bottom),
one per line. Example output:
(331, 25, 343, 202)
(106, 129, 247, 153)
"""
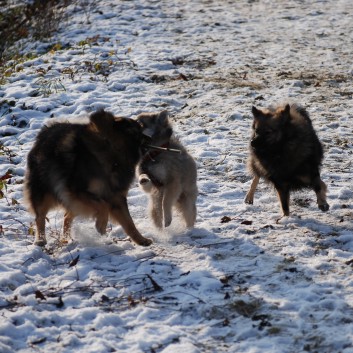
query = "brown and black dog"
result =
(24, 110, 152, 247)
(245, 103, 329, 217)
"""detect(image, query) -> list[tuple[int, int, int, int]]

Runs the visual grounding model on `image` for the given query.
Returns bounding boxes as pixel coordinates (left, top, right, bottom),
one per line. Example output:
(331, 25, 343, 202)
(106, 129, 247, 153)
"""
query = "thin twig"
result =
(144, 144, 182, 154)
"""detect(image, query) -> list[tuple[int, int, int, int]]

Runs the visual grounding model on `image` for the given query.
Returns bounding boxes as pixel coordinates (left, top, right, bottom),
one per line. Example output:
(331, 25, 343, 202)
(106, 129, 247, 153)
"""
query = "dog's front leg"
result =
(34, 215, 47, 246)
(62, 211, 74, 242)
(110, 196, 152, 246)
(150, 190, 163, 229)
(245, 175, 260, 204)
(94, 201, 109, 235)
(162, 182, 181, 228)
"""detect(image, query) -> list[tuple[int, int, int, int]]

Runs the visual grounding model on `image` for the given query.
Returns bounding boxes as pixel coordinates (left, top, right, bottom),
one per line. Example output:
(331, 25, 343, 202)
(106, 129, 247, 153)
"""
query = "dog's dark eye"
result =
(255, 128, 273, 136)
(254, 128, 262, 135)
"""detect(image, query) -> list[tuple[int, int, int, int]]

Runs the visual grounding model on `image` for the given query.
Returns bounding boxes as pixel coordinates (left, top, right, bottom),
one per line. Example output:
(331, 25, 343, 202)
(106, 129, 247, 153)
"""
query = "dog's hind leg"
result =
(313, 177, 329, 212)
(245, 175, 260, 204)
(177, 192, 197, 228)
(275, 183, 290, 216)
(110, 196, 152, 246)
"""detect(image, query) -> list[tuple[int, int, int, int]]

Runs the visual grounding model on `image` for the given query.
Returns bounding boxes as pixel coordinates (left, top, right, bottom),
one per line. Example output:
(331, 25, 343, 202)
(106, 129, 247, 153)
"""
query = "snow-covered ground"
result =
(0, 1, 352, 352)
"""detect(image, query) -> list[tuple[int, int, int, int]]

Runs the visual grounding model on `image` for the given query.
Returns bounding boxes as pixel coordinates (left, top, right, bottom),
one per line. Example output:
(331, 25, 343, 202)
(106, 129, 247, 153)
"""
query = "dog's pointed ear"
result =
(89, 110, 115, 131)
(158, 110, 169, 124)
(252, 106, 263, 119)
(281, 104, 291, 123)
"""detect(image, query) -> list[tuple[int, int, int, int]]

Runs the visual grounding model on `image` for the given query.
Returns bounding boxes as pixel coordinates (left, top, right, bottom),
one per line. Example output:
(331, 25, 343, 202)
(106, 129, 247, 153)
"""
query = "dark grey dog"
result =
(245, 103, 329, 216)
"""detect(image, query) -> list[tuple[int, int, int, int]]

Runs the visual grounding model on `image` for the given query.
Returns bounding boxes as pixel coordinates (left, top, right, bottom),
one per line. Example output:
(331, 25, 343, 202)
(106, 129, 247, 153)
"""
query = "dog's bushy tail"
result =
(139, 174, 153, 192)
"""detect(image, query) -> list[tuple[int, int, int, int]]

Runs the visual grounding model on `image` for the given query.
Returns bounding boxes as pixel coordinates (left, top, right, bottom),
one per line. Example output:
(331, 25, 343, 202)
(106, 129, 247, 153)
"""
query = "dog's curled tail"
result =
(139, 174, 153, 192)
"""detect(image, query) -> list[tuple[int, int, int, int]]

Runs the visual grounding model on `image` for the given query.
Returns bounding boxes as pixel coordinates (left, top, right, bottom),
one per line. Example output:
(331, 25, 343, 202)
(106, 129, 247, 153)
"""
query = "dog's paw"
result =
(139, 237, 153, 246)
(152, 219, 163, 229)
(282, 210, 290, 217)
(95, 220, 107, 235)
(164, 218, 172, 228)
(244, 195, 254, 204)
(319, 203, 330, 212)
(34, 238, 47, 247)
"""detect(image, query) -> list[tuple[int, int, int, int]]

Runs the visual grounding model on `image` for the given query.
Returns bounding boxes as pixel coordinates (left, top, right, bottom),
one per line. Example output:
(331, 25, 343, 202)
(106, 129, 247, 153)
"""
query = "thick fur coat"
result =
(24, 110, 152, 246)
(245, 103, 329, 216)
(136, 111, 198, 229)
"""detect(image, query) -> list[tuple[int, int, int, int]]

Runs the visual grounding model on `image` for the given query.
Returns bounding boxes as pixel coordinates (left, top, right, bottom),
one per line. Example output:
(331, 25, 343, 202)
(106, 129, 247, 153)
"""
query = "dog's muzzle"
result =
(141, 133, 152, 151)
